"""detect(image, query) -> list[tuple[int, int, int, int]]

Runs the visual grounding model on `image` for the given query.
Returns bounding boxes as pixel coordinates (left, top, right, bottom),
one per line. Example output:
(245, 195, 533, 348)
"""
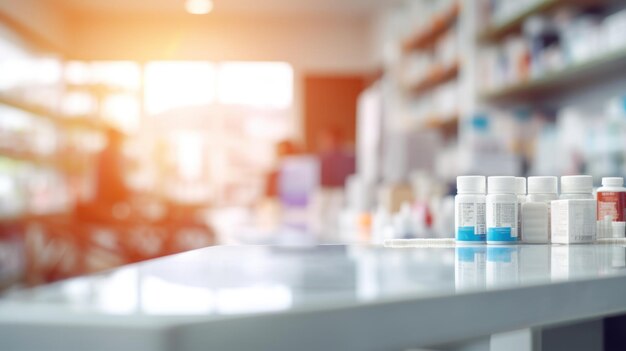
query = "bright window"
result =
(139, 60, 294, 204)
(91, 61, 140, 90)
(102, 93, 141, 132)
(173, 131, 204, 181)
(64, 61, 91, 86)
(60, 91, 96, 116)
(144, 61, 216, 116)
(65, 61, 140, 90)
(217, 62, 292, 108)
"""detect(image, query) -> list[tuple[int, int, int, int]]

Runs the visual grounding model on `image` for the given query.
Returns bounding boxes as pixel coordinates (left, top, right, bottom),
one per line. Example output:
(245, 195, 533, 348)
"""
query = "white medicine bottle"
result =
(486, 176, 518, 244)
(527, 176, 558, 241)
(515, 177, 526, 238)
(455, 176, 486, 244)
(527, 176, 558, 204)
(560, 175, 594, 200)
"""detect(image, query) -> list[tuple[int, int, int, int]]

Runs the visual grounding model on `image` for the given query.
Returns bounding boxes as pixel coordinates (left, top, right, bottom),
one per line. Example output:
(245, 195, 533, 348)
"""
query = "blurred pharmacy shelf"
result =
(479, 0, 568, 42)
(406, 61, 459, 96)
(0, 151, 65, 171)
(364, 0, 626, 188)
(397, 0, 462, 142)
(424, 113, 459, 137)
(481, 47, 626, 102)
(402, 2, 460, 52)
(0, 94, 105, 131)
(0, 11, 68, 54)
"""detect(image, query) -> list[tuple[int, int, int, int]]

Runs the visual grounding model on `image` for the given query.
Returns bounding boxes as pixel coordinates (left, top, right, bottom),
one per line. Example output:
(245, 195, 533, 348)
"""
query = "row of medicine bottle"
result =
(454, 175, 608, 244)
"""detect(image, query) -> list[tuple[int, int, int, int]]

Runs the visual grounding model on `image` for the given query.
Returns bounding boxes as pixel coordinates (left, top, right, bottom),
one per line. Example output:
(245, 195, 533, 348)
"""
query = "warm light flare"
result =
(185, 0, 213, 15)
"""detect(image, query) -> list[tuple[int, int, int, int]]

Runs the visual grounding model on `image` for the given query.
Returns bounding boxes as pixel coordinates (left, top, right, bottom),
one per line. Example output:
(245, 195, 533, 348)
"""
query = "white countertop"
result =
(2, 243, 626, 350)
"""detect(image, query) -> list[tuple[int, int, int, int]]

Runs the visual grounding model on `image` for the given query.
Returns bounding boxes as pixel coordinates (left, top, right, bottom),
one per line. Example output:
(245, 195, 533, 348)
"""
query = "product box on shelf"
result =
(551, 199, 597, 244)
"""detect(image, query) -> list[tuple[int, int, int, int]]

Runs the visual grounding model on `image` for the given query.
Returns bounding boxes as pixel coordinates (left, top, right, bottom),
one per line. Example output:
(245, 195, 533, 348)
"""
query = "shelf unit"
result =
(0, 94, 104, 131)
(398, 1, 461, 138)
(479, 0, 562, 42)
(469, 0, 626, 180)
(0, 18, 103, 222)
(0, 149, 65, 170)
(0, 212, 71, 225)
(479, 0, 602, 42)
(477, 0, 620, 104)
(406, 62, 459, 97)
(481, 47, 626, 102)
(0, 11, 68, 55)
(372, 0, 626, 182)
(424, 113, 459, 137)
(402, 2, 460, 52)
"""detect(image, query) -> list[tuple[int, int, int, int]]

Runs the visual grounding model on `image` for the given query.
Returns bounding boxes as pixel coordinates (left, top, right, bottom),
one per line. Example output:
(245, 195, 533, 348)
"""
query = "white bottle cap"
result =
(488, 176, 516, 194)
(457, 176, 486, 194)
(515, 177, 526, 195)
(560, 175, 593, 193)
(602, 177, 624, 187)
(527, 176, 557, 194)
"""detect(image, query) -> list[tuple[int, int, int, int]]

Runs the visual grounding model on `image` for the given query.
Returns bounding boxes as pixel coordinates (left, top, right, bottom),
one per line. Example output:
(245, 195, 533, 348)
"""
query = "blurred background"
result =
(1, 0, 626, 289)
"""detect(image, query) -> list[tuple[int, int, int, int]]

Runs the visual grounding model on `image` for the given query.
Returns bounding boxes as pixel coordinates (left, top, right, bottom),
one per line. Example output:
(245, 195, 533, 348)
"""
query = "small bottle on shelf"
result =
(455, 176, 486, 244)
(560, 175, 594, 200)
(486, 176, 518, 245)
(526, 176, 558, 242)
(515, 177, 526, 240)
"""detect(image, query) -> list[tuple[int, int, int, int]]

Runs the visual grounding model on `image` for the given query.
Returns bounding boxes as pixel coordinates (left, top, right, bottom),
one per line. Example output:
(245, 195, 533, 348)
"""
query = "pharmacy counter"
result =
(1, 243, 626, 350)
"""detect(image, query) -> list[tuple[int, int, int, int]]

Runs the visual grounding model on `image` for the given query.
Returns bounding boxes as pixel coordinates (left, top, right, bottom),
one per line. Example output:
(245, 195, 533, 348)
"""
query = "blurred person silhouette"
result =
(309, 128, 355, 240)
(264, 140, 301, 198)
(97, 127, 131, 205)
(77, 126, 132, 222)
(255, 140, 302, 231)
(317, 128, 355, 189)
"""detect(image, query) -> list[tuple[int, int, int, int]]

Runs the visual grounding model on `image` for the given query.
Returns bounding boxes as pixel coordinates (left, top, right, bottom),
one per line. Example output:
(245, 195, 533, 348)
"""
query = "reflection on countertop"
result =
(1, 243, 626, 320)
(0, 214, 215, 292)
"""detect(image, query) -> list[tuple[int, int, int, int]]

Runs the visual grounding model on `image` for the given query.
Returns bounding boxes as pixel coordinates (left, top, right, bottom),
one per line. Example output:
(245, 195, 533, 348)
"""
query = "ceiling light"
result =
(185, 0, 213, 15)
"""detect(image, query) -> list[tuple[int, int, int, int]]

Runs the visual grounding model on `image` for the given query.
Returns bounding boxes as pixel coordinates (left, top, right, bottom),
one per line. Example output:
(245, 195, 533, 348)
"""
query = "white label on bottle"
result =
(458, 202, 486, 234)
(488, 202, 517, 237)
